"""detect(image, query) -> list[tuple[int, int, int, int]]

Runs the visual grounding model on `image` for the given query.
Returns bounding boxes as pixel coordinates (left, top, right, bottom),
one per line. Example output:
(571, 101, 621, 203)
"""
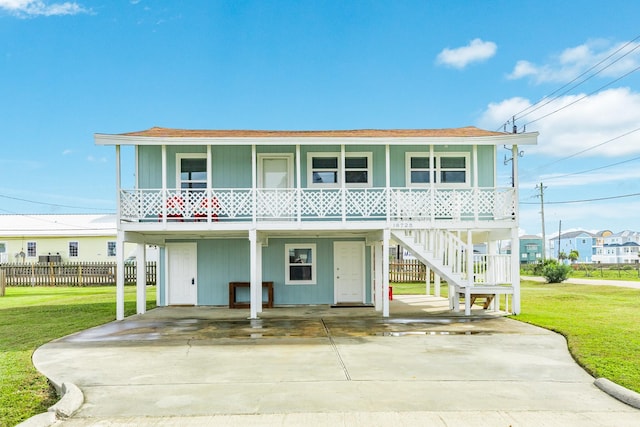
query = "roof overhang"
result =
(95, 127, 538, 147)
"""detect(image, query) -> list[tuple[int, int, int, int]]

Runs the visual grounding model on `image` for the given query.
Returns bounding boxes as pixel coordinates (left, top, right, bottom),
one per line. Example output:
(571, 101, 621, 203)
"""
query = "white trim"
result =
(96, 132, 539, 147)
(285, 243, 316, 285)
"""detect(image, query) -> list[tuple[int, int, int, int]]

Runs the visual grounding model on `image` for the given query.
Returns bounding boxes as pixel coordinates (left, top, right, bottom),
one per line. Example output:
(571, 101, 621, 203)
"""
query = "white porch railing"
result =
(119, 187, 516, 223)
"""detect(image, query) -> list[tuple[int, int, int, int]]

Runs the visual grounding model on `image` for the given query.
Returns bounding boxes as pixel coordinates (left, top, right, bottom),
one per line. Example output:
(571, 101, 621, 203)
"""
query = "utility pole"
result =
(536, 182, 547, 261)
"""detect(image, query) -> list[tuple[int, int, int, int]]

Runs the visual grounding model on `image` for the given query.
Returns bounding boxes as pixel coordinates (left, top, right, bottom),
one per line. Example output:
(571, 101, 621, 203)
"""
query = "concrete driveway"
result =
(32, 295, 638, 426)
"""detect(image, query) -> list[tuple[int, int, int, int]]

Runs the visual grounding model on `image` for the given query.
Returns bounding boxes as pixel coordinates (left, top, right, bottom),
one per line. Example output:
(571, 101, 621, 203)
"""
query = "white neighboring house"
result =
(0, 214, 156, 264)
(593, 230, 640, 264)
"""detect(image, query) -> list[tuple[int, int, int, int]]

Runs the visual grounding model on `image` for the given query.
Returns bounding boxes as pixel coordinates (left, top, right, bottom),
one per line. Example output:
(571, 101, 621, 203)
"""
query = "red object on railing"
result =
(194, 197, 219, 222)
(159, 195, 185, 222)
(389, 286, 393, 300)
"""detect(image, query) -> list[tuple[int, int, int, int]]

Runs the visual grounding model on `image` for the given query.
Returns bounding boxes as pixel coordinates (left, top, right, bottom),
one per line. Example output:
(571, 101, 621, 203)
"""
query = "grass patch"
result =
(0, 286, 156, 427)
(391, 281, 449, 296)
(514, 281, 640, 393)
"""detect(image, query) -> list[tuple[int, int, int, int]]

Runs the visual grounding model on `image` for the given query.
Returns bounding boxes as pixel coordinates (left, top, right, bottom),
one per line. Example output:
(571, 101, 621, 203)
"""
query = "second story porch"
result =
(120, 186, 517, 226)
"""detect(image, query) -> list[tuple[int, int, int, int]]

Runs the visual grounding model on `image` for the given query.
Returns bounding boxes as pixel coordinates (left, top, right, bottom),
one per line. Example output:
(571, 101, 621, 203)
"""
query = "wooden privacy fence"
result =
(390, 259, 428, 283)
(0, 262, 157, 287)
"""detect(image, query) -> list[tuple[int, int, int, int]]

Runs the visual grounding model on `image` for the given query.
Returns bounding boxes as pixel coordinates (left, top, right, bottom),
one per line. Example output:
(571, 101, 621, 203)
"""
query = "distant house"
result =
(548, 230, 595, 263)
(95, 126, 538, 319)
(519, 235, 543, 264)
(593, 230, 640, 264)
(0, 214, 119, 264)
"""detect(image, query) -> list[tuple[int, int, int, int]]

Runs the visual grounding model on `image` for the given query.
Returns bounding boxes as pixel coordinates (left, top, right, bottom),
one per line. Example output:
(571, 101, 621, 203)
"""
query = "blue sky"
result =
(1, 0, 639, 238)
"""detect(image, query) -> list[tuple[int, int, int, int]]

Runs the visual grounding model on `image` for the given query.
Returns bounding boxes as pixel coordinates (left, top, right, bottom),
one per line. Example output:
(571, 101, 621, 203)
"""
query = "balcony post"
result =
(296, 144, 301, 223)
(136, 243, 146, 315)
(382, 228, 390, 317)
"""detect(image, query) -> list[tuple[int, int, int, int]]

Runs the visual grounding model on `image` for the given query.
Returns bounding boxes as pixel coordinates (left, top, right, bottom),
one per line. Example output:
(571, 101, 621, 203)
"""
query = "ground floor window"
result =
(285, 243, 316, 285)
(107, 241, 116, 257)
(27, 241, 36, 257)
(69, 241, 79, 258)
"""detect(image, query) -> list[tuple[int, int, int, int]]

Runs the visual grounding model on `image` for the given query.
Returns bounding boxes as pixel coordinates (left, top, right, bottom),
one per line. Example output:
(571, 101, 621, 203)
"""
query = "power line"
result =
(524, 63, 640, 127)
(516, 39, 640, 123)
(543, 153, 640, 181)
(0, 193, 115, 212)
(531, 126, 640, 173)
(520, 191, 640, 205)
(497, 34, 640, 131)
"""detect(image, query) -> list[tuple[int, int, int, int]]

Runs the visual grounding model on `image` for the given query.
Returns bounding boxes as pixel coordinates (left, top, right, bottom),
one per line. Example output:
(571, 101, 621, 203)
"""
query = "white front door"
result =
(334, 241, 365, 303)
(167, 243, 198, 305)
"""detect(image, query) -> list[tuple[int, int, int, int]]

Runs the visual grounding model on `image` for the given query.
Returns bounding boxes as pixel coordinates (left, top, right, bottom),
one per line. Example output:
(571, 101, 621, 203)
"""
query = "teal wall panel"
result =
(196, 239, 250, 305)
(212, 146, 252, 188)
(476, 145, 495, 187)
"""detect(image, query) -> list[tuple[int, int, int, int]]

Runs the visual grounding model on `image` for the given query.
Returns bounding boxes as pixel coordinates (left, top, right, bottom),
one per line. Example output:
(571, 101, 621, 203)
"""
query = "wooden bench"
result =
(229, 281, 274, 309)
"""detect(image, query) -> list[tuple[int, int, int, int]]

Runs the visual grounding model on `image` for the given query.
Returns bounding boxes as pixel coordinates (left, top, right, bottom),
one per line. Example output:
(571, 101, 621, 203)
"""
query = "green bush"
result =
(542, 260, 572, 283)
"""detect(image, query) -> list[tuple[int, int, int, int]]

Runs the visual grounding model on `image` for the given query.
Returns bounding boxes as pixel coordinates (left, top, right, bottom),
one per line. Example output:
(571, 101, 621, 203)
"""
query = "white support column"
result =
(256, 235, 263, 313)
(382, 229, 390, 317)
(249, 229, 259, 319)
(251, 145, 257, 224)
(136, 243, 146, 315)
(116, 234, 125, 321)
(511, 226, 521, 314)
(161, 145, 167, 221)
(296, 144, 301, 223)
(425, 266, 431, 295)
(374, 241, 383, 312)
(465, 230, 473, 315)
(435, 274, 441, 297)
(385, 144, 390, 223)
(340, 144, 346, 222)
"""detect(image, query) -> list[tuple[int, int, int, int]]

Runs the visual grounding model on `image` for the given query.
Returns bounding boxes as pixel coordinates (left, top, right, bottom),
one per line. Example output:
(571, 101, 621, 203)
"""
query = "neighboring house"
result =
(519, 235, 543, 264)
(95, 126, 537, 319)
(0, 214, 120, 263)
(593, 230, 640, 263)
(548, 230, 595, 263)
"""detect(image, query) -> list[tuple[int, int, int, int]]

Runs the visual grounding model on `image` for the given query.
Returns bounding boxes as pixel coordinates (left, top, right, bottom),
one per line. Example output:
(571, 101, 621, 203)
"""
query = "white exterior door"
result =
(334, 241, 365, 303)
(167, 243, 197, 305)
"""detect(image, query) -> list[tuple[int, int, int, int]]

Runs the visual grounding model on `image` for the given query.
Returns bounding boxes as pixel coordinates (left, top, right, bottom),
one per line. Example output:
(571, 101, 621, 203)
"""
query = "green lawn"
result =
(0, 286, 156, 427)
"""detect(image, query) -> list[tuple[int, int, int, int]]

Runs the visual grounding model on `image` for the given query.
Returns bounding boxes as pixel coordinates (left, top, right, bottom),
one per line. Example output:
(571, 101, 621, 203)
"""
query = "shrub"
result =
(542, 260, 572, 283)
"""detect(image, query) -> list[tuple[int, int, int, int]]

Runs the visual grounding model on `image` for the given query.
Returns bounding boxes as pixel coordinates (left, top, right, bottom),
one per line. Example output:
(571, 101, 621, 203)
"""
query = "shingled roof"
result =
(120, 126, 508, 138)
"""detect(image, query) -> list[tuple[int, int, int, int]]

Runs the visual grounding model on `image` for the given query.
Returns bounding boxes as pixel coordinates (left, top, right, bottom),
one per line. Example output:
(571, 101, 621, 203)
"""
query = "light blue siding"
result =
(160, 237, 372, 306)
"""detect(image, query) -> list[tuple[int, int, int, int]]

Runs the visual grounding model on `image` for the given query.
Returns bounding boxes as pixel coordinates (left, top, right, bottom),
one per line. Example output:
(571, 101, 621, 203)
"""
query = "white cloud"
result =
(507, 39, 640, 83)
(0, 0, 89, 16)
(436, 38, 497, 69)
(62, 149, 73, 155)
(478, 87, 640, 158)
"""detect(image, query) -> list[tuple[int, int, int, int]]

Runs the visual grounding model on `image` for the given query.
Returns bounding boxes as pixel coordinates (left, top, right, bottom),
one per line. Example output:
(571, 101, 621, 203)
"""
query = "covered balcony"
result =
(118, 186, 516, 225)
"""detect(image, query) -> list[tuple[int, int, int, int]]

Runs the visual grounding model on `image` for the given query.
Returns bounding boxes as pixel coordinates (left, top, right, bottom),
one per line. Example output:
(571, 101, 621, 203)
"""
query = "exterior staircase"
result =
(391, 228, 515, 315)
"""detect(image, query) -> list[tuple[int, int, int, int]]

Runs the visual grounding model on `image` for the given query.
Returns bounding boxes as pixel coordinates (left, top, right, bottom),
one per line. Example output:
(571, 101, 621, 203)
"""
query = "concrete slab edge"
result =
(16, 382, 84, 427)
(594, 377, 640, 409)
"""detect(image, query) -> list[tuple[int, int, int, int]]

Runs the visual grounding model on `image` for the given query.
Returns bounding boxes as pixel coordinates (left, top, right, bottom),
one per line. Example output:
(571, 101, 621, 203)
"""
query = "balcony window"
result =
(177, 154, 207, 190)
(285, 244, 316, 285)
(308, 153, 372, 188)
(406, 152, 470, 187)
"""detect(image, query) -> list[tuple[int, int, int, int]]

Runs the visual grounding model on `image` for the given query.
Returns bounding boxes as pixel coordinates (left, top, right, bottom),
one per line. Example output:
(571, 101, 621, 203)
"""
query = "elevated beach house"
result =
(95, 127, 537, 320)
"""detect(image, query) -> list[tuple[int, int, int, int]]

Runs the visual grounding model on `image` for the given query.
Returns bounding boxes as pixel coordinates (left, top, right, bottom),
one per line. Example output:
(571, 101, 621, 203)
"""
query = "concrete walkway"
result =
(522, 275, 640, 289)
(31, 295, 638, 427)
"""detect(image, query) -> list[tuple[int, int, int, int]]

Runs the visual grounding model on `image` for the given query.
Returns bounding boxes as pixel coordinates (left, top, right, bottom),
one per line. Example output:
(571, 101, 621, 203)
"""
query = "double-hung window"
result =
(27, 241, 36, 257)
(285, 244, 316, 285)
(177, 154, 207, 190)
(69, 241, 79, 258)
(107, 241, 116, 257)
(406, 152, 470, 187)
(308, 152, 372, 187)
